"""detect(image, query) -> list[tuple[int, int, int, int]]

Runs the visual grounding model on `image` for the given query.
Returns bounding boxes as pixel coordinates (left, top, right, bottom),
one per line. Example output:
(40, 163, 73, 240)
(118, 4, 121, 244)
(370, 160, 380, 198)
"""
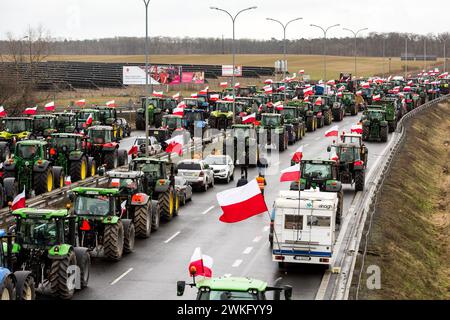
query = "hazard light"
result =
(131, 194, 145, 203)
(80, 220, 91, 231)
(50, 148, 56, 156)
(354, 160, 364, 167)
(274, 255, 285, 261)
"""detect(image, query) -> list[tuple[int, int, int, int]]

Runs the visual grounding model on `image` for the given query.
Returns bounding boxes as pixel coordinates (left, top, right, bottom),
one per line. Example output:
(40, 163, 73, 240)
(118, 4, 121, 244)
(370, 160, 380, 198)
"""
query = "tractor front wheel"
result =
(324, 110, 333, 125)
(34, 169, 54, 195)
(49, 249, 77, 299)
(355, 170, 365, 191)
(14, 271, 35, 300)
(105, 149, 119, 170)
(73, 248, 90, 289)
(380, 126, 388, 142)
(159, 188, 175, 221)
(151, 200, 161, 231)
(103, 220, 124, 261)
(0, 275, 15, 300)
(70, 156, 88, 182)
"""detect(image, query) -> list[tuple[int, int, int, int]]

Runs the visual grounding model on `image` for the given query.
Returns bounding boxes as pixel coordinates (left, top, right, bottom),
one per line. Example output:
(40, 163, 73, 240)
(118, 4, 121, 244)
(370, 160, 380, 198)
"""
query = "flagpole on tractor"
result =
(210, 6, 257, 125)
(143, 0, 151, 156)
(343, 27, 368, 79)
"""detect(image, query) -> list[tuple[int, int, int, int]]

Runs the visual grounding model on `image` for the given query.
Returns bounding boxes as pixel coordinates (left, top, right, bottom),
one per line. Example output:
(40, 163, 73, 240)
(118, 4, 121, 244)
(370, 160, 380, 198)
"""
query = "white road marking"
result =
(232, 259, 243, 267)
(242, 247, 253, 254)
(303, 144, 310, 147)
(262, 226, 270, 232)
(164, 231, 181, 243)
(315, 270, 331, 300)
(252, 236, 262, 243)
(224, 274, 232, 277)
(202, 206, 215, 215)
(110, 268, 133, 285)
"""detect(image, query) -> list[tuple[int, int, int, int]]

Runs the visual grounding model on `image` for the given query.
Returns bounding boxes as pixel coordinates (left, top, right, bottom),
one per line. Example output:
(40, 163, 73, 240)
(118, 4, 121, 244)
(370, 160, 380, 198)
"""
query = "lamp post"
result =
(310, 24, 340, 83)
(424, 36, 427, 72)
(143, 0, 151, 156)
(210, 6, 257, 124)
(343, 27, 368, 78)
(405, 36, 408, 79)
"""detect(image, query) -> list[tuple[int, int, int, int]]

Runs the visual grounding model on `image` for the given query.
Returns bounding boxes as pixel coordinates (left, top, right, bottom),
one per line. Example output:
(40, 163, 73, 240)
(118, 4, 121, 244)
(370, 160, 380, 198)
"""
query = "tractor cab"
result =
(49, 133, 85, 154)
(87, 126, 115, 145)
(0, 117, 33, 151)
(74, 109, 100, 131)
(53, 112, 76, 133)
(260, 113, 283, 127)
(182, 98, 202, 109)
(93, 106, 117, 126)
(161, 115, 183, 132)
(32, 115, 57, 138)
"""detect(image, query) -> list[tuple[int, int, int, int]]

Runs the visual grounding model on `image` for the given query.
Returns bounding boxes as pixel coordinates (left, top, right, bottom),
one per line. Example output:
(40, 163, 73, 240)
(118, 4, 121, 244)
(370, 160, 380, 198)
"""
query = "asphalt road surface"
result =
(72, 113, 393, 300)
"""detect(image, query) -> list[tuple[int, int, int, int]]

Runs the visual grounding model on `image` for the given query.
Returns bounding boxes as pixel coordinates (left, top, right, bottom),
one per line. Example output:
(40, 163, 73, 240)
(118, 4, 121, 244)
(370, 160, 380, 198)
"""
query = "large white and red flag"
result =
(23, 106, 37, 115)
(242, 113, 256, 124)
(44, 101, 55, 111)
(291, 145, 304, 163)
(263, 85, 273, 94)
(350, 124, 363, 134)
(0, 106, 7, 117)
(165, 135, 184, 156)
(188, 247, 213, 278)
(153, 91, 163, 97)
(216, 179, 268, 223)
(325, 125, 339, 137)
(280, 164, 301, 182)
(85, 113, 93, 125)
(11, 188, 26, 211)
(220, 81, 228, 88)
(372, 94, 381, 101)
(75, 99, 86, 107)
(106, 100, 116, 107)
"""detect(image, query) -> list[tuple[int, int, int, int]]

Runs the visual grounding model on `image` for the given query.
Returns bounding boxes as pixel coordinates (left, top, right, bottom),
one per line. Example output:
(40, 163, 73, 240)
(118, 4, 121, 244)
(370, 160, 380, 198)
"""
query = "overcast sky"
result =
(1, 0, 449, 41)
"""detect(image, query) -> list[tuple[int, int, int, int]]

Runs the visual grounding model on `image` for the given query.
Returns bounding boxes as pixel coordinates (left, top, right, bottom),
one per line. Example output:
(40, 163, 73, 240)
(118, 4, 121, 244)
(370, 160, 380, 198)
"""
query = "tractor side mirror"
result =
(177, 281, 186, 296)
(98, 166, 106, 176)
(283, 285, 293, 300)
(68, 191, 75, 202)
(327, 146, 331, 152)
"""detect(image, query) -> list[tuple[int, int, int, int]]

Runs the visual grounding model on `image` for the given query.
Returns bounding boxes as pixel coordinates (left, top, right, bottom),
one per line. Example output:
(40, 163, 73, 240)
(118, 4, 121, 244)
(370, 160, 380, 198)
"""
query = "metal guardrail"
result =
(330, 94, 450, 300)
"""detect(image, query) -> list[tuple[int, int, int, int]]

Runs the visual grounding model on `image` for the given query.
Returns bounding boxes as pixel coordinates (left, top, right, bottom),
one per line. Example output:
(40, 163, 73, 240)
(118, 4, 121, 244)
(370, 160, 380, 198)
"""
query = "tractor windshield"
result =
(184, 111, 202, 122)
(17, 218, 58, 247)
(74, 195, 110, 216)
(16, 144, 38, 159)
(198, 290, 258, 300)
(369, 111, 384, 121)
(33, 118, 52, 131)
(336, 146, 360, 162)
(280, 108, 295, 118)
(55, 115, 72, 127)
(262, 115, 280, 126)
(134, 162, 162, 178)
(303, 163, 332, 179)
(183, 100, 198, 108)
(163, 117, 182, 129)
(52, 137, 80, 151)
(215, 103, 232, 113)
(89, 129, 112, 144)
(3, 119, 28, 133)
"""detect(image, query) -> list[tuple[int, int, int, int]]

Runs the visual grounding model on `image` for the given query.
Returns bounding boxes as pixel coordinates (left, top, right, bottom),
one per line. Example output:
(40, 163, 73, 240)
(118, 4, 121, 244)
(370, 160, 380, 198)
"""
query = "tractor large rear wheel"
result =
(14, 271, 35, 300)
(103, 220, 124, 261)
(134, 202, 152, 238)
(0, 275, 15, 300)
(159, 188, 175, 221)
(34, 169, 53, 195)
(70, 156, 88, 182)
(88, 158, 97, 177)
(324, 110, 333, 125)
(52, 167, 65, 189)
(380, 126, 388, 142)
(105, 149, 119, 170)
(355, 170, 365, 191)
(49, 249, 77, 300)
(151, 200, 161, 231)
(122, 219, 135, 253)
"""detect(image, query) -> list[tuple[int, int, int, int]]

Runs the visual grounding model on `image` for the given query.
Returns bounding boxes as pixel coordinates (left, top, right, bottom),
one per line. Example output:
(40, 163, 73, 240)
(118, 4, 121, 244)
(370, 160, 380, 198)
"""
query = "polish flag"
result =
(64, 176, 72, 186)
(172, 107, 184, 116)
(280, 164, 301, 182)
(188, 247, 213, 278)
(263, 85, 273, 94)
(75, 99, 86, 107)
(264, 79, 273, 84)
(216, 179, 268, 223)
(11, 188, 26, 211)
(242, 113, 256, 124)
(407, 80, 414, 86)
(392, 87, 400, 94)
(314, 97, 322, 106)
(274, 101, 283, 111)
(0, 106, 7, 117)
(325, 125, 339, 137)
(337, 92, 343, 98)
(209, 94, 220, 101)
(327, 80, 336, 85)
(291, 145, 304, 163)
(85, 113, 93, 125)
(361, 82, 370, 89)
(372, 94, 381, 101)
(356, 90, 362, 96)
(220, 81, 228, 88)
(106, 100, 116, 107)
(165, 135, 184, 156)
(338, 86, 345, 92)
(223, 95, 234, 102)
(234, 83, 241, 88)
(278, 85, 286, 91)
(403, 86, 411, 92)
(438, 72, 448, 79)
(199, 87, 209, 95)
(153, 91, 163, 98)
(128, 145, 138, 155)
(191, 93, 198, 98)
(177, 101, 187, 109)
(304, 95, 310, 102)
(303, 87, 313, 96)
(299, 69, 305, 74)
(350, 124, 363, 134)
(172, 92, 180, 100)
(44, 101, 55, 111)
(23, 106, 37, 115)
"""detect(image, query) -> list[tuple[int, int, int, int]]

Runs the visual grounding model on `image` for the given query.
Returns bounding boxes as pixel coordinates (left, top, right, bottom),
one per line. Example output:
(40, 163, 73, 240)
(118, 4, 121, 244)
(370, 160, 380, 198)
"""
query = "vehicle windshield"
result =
(199, 290, 258, 300)
(74, 195, 110, 216)
(184, 112, 202, 122)
(89, 129, 112, 144)
(17, 218, 58, 247)
(3, 119, 29, 133)
(368, 111, 384, 121)
(183, 100, 198, 108)
(55, 115, 73, 127)
(336, 146, 360, 162)
(134, 162, 162, 178)
(52, 137, 80, 151)
(98, 110, 115, 123)
(177, 162, 201, 170)
(33, 118, 53, 131)
(17, 144, 38, 159)
(262, 115, 280, 126)
(163, 117, 182, 128)
(205, 156, 227, 165)
(280, 108, 295, 118)
(215, 103, 232, 113)
(303, 163, 332, 179)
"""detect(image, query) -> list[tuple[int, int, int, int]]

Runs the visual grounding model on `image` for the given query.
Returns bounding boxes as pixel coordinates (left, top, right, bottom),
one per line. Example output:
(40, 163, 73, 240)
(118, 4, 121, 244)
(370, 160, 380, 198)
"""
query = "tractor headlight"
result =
(25, 161, 30, 166)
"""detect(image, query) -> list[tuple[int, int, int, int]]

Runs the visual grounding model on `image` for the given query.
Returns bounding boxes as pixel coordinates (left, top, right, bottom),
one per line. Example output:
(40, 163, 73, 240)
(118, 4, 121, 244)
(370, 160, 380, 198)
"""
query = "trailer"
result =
(272, 190, 338, 266)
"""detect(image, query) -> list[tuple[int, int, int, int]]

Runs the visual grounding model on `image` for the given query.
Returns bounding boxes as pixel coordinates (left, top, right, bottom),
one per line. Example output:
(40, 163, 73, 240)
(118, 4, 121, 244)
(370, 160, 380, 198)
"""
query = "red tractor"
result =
(86, 126, 128, 170)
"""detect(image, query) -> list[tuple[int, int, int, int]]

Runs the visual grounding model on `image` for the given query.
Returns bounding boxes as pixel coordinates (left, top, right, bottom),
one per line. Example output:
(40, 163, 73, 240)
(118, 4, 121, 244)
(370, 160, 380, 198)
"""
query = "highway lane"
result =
(74, 112, 394, 300)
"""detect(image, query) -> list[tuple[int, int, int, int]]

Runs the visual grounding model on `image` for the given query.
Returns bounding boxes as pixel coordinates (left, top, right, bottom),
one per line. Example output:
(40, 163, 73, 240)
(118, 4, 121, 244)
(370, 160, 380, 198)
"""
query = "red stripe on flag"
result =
(219, 193, 267, 223)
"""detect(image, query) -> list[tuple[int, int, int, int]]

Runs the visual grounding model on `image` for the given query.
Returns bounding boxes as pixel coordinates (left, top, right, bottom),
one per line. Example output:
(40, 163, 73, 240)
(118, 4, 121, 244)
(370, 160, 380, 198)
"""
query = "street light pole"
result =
(143, 0, 151, 156)
(424, 36, 427, 72)
(405, 36, 408, 79)
(343, 27, 368, 78)
(210, 6, 257, 125)
(266, 17, 302, 101)
(310, 24, 340, 83)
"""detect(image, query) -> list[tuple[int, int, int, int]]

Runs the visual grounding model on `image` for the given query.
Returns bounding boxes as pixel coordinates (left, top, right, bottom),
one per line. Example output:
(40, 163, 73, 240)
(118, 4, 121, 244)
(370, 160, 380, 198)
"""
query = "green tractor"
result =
(70, 187, 133, 261)
(129, 158, 179, 221)
(3, 140, 65, 199)
(49, 133, 97, 182)
(256, 113, 288, 152)
(106, 170, 161, 238)
(92, 106, 122, 141)
(372, 99, 397, 132)
(53, 112, 76, 133)
(276, 105, 306, 143)
(311, 95, 333, 126)
(74, 109, 101, 133)
(136, 97, 165, 130)
(161, 114, 184, 133)
(177, 276, 292, 300)
(208, 101, 235, 130)
(341, 91, 358, 116)
(8, 208, 90, 299)
(360, 107, 389, 142)
(0, 117, 34, 153)
(32, 114, 57, 138)
(298, 102, 318, 132)
(223, 124, 260, 167)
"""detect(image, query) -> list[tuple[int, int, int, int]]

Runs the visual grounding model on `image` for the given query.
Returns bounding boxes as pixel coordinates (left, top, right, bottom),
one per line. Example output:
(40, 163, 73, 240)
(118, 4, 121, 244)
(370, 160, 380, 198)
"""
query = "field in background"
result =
(46, 54, 444, 80)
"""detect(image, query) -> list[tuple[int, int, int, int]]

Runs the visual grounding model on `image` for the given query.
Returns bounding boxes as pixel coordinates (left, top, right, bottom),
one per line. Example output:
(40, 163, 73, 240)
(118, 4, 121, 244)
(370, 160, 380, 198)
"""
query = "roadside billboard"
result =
(123, 65, 182, 85)
(222, 65, 242, 77)
(182, 71, 205, 84)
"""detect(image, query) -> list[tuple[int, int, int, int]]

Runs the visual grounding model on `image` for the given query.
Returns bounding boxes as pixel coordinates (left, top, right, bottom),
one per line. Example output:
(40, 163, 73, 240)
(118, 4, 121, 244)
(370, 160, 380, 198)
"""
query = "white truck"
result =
(271, 190, 338, 266)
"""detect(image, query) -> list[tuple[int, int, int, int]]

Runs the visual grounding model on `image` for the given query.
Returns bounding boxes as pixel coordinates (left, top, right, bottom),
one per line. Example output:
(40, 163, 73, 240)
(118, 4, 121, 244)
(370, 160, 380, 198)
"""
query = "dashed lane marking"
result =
(232, 259, 243, 267)
(164, 231, 181, 243)
(252, 236, 262, 243)
(110, 268, 133, 285)
(202, 206, 215, 215)
(242, 247, 253, 254)
(262, 226, 270, 232)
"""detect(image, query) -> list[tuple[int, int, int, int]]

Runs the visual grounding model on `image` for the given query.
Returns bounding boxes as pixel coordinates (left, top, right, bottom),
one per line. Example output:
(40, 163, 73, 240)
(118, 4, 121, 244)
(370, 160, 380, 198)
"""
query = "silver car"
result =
(175, 176, 193, 205)
(176, 159, 214, 192)
(204, 154, 235, 183)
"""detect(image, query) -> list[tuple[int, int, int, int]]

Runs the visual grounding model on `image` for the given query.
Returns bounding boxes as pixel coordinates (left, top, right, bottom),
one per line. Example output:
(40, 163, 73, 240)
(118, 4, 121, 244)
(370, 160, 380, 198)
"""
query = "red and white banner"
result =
(0, 106, 7, 117)
(278, 85, 286, 92)
(85, 113, 93, 125)
(242, 113, 256, 124)
(172, 92, 180, 100)
(263, 85, 273, 94)
(216, 179, 267, 223)
(191, 93, 198, 98)
(303, 87, 313, 96)
(361, 82, 370, 89)
(291, 145, 304, 163)
(188, 247, 213, 278)
(209, 94, 220, 101)
(403, 86, 411, 92)
(152, 91, 163, 98)
(223, 95, 234, 102)
(274, 101, 283, 111)
(356, 90, 362, 96)
(172, 107, 185, 116)
(234, 83, 240, 88)
(165, 135, 184, 156)
(199, 87, 209, 95)
(23, 106, 37, 115)
(304, 95, 310, 102)
(350, 124, 363, 134)
(264, 79, 273, 84)
(11, 188, 26, 211)
(280, 164, 301, 182)
(372, 94, 381, 101)
(106, 100, 116, 107)
(44, 101, 55, 111)
(325, 125, 339, 137)
(220, 81, 228, 88)
(299, 69, 305, 74)
(75, 99, 86, 107)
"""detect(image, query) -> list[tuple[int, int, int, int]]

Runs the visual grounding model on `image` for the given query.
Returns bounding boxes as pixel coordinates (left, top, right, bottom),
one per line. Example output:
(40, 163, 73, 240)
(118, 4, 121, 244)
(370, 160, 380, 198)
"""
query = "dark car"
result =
(175, 176, 193, 205)
(117, 118, 131, 137)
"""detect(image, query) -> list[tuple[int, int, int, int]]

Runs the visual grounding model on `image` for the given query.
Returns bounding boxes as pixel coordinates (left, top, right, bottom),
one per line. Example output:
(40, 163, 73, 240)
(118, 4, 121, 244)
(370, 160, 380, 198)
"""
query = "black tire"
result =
(88, 158, 97, 177)
(278, 133, 285, 152)
(122, 219, 135, 253)
(173, 189, 180, 216)
(159, 188, 175, 220)
(351, 105, 358, 116)
(380, 126, 388, 142)
(388, 121, 397, 133)
(0, 184, 5, 209)
(49, 249, 76, 299)
(103, 220, 124, 261)
(73, 248, 90, 289)
(362, 125, 370, 141)
(118, 149, 128, 166)
(3, 177, 18, 202)
(70, 156, 88, 182)
(105, 149, 119, 170)
(33, 168, 53, 195)
(324, 110, 333, 125)
(317, 116, 324, 128)
(14, 271, 35, 300)
(52, 167, 65, 190)
(336, 190, 344, 225)
(136, 112, 145, 130)
(355, 170, 365, 191)
(134, 202, 152, 238)
(306, 116, 314, 132)
(151, 200, 160, 231)
(0, 275, 16, 300)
